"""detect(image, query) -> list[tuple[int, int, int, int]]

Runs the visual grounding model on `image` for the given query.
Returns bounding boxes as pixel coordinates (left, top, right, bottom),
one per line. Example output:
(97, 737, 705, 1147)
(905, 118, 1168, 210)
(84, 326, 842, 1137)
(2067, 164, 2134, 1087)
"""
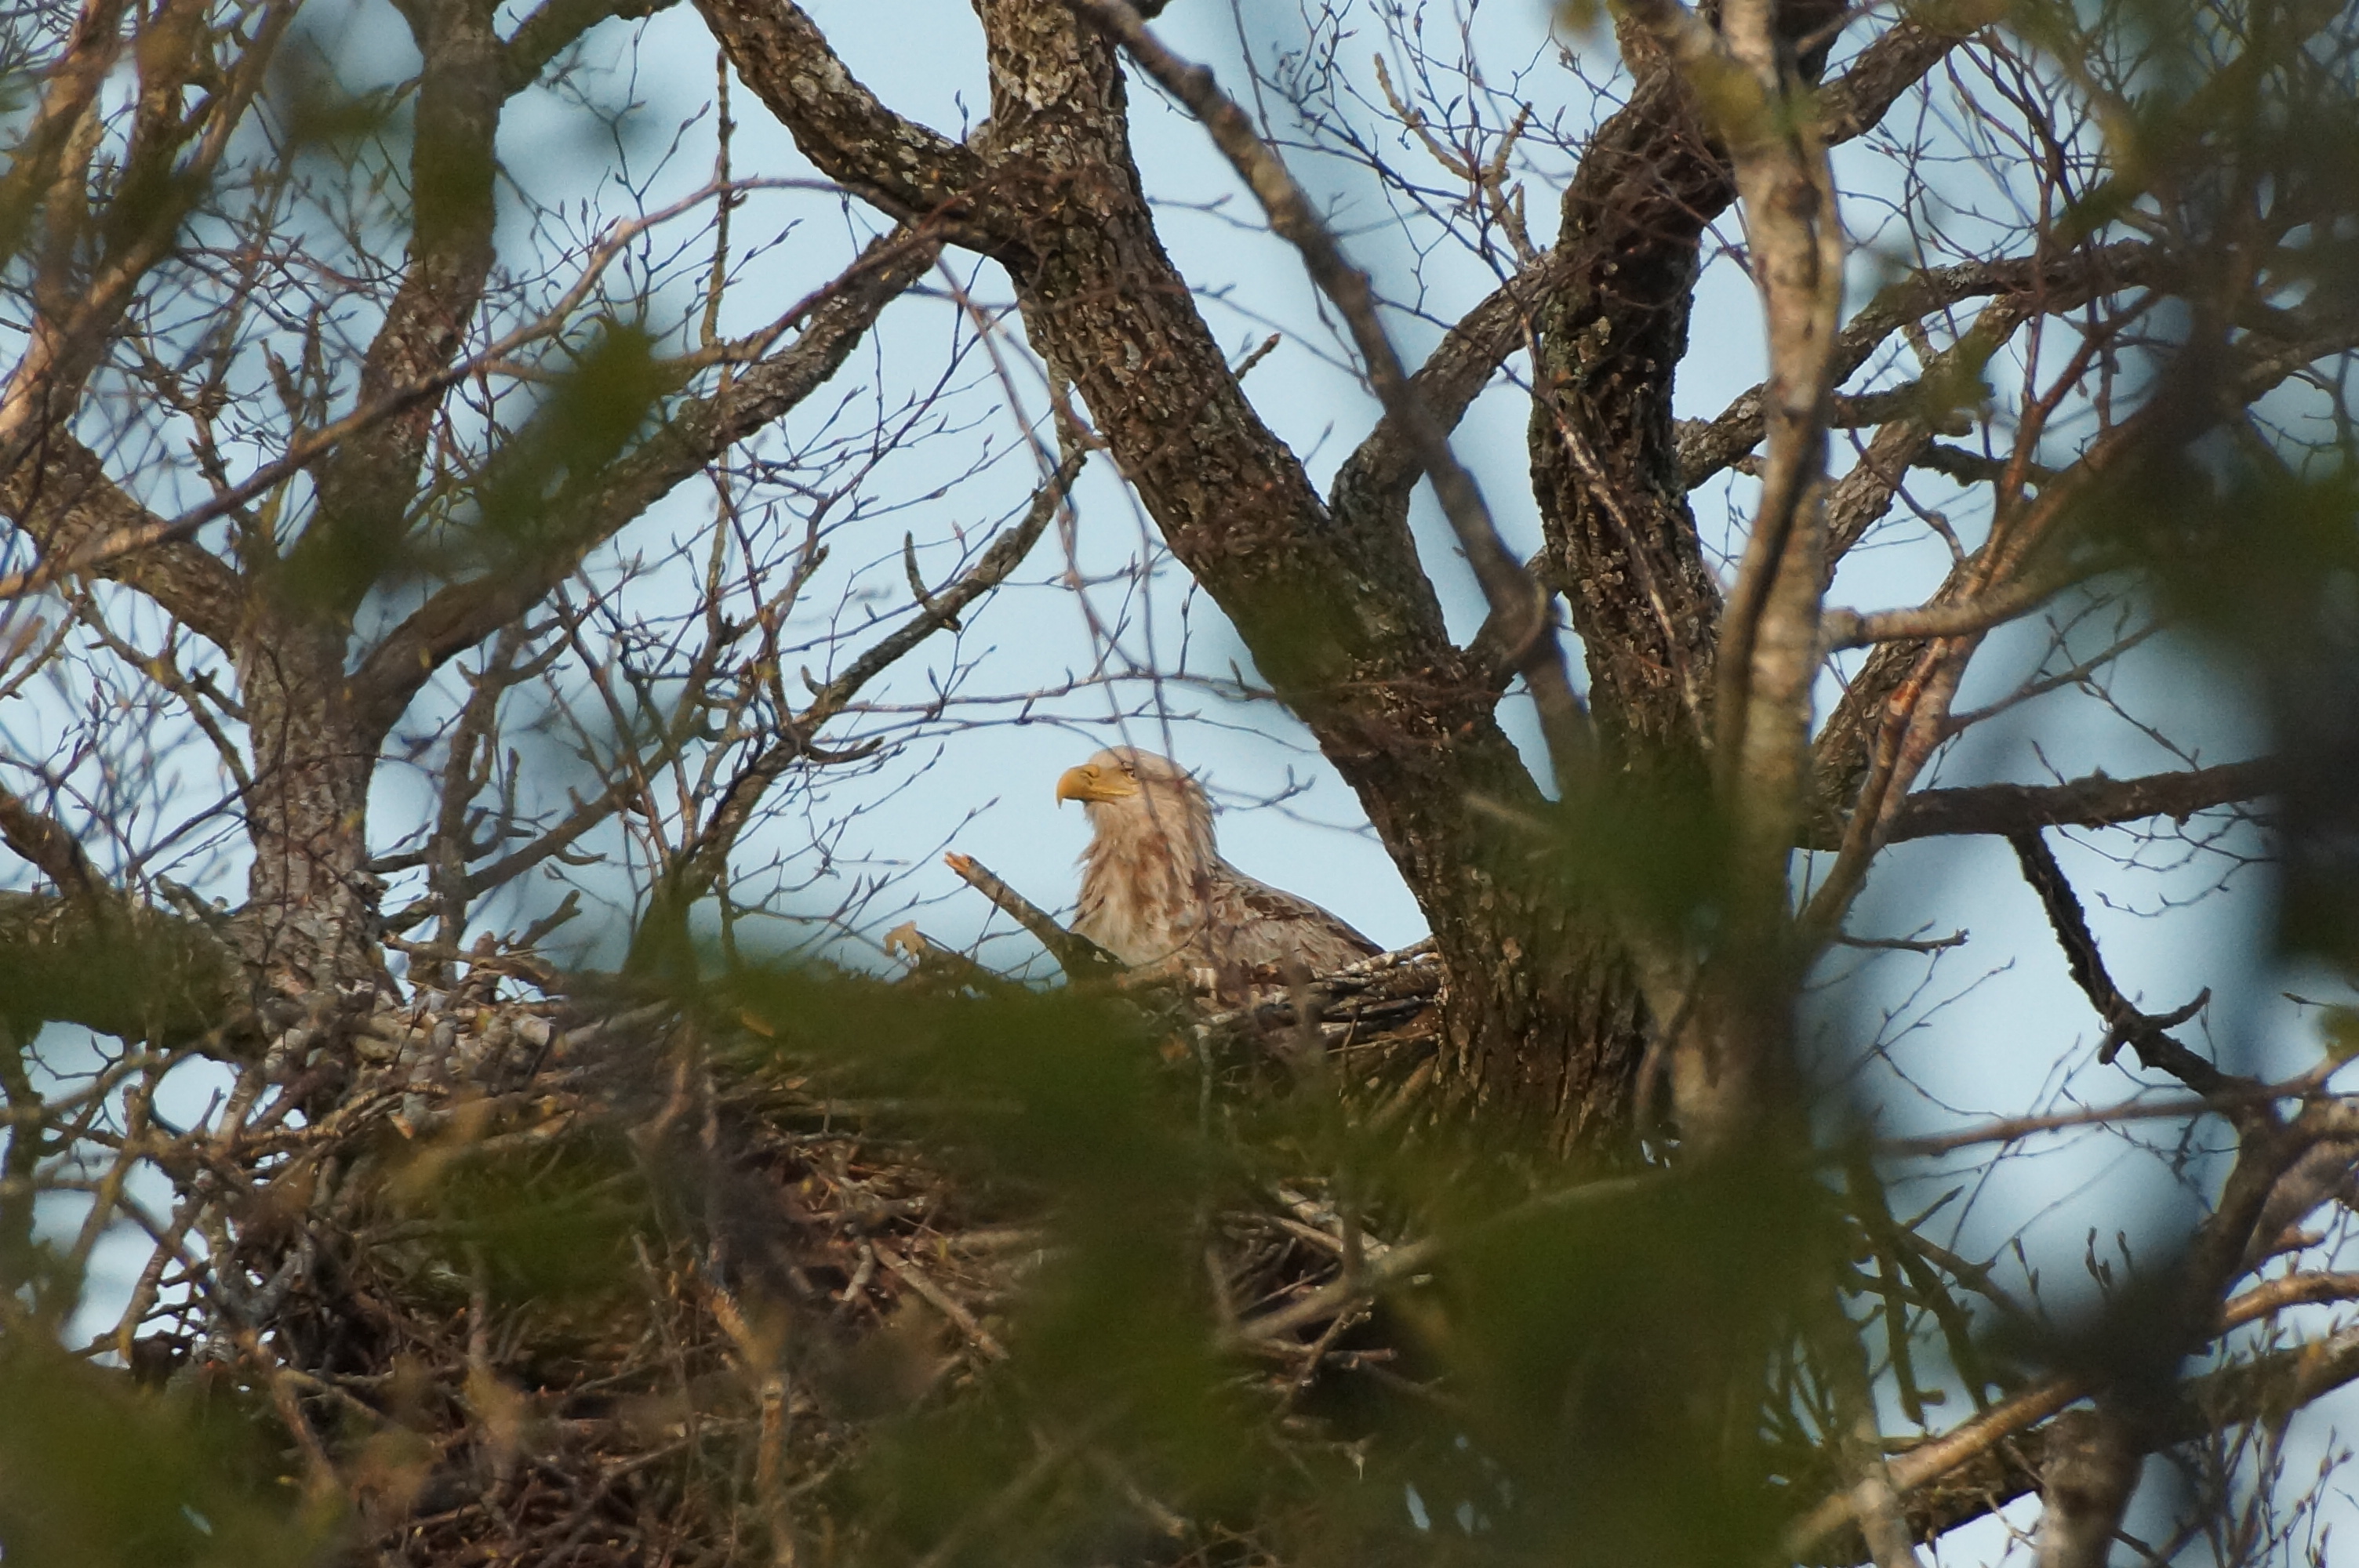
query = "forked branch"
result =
(1063, 0, 1592, 786)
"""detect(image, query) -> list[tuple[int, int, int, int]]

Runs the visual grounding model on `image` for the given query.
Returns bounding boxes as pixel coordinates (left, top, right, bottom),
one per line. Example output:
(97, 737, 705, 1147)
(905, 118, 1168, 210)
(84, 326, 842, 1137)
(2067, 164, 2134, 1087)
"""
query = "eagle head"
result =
(1055, 747, 1218, 875)
(1056, 746, 1194, 810)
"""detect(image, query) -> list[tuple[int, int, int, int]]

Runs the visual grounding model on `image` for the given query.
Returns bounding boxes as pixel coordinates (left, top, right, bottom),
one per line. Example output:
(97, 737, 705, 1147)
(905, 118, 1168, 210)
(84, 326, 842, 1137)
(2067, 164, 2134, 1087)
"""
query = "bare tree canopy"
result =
(2, 0, 2357, 1563)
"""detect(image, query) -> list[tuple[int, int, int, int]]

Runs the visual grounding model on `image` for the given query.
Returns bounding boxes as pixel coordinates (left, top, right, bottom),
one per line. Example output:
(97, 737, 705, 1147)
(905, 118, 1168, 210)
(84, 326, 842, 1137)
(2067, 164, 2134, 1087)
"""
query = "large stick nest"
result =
(139, 946, 1452, 1566)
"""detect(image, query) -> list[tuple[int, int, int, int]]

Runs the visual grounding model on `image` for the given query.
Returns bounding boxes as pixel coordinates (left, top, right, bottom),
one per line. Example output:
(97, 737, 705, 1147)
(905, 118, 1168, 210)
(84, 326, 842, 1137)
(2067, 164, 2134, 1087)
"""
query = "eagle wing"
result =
(1204, 862, 1380, 983)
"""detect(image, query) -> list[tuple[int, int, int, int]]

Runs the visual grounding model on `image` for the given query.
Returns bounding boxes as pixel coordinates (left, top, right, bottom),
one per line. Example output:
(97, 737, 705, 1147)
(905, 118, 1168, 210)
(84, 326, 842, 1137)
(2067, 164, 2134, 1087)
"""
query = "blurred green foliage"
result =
(707, 962, 1834, 1568)
(0, 1338, 336, 1568)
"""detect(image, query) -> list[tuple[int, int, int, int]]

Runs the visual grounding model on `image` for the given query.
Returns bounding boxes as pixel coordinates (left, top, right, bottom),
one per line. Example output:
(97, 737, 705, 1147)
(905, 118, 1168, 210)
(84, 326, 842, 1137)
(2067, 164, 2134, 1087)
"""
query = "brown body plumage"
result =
(1057, 748, 1378, 998)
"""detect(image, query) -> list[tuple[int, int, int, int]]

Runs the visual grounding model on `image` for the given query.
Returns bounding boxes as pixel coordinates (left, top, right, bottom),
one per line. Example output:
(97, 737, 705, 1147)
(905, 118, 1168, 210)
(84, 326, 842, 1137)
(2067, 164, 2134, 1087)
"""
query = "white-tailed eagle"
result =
(1056, 747, 1378, 999)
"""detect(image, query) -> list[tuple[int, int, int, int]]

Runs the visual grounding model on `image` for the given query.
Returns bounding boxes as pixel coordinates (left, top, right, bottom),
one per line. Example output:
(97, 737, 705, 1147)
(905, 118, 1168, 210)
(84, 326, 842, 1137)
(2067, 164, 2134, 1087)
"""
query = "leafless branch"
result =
(941, 853, 1121, 981)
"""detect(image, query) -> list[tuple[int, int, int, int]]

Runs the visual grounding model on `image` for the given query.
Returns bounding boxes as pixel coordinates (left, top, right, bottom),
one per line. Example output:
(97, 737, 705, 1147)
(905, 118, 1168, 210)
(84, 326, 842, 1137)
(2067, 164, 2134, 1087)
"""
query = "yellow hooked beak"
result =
(1056, 763, 1137, 804)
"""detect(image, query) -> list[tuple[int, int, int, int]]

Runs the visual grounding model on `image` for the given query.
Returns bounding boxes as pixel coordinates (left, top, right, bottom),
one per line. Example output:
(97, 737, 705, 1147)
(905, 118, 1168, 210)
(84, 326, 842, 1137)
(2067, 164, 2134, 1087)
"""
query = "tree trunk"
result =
(237, 608, 385, 1007)
(1527, 30, 1730, 768)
